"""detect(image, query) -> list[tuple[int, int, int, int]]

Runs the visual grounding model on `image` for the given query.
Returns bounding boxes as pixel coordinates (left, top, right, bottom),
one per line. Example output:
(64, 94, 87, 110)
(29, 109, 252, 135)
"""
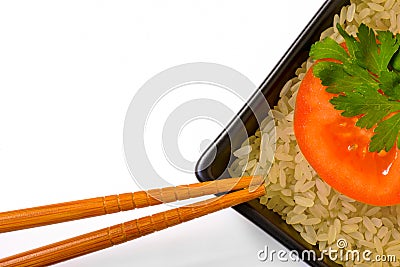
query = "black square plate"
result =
(195, 1, 350, 266)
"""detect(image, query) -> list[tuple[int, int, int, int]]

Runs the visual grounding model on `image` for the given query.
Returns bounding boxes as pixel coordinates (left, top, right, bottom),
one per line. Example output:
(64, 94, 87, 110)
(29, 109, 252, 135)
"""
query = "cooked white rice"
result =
(230, 1, 400, 266)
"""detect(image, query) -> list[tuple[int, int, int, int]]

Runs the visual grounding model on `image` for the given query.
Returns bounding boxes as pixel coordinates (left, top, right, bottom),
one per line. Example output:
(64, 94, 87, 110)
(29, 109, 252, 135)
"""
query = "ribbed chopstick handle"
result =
(0, 186, 265, 267)
(0, 193, 152, 234)
(0, 176, 262, 233)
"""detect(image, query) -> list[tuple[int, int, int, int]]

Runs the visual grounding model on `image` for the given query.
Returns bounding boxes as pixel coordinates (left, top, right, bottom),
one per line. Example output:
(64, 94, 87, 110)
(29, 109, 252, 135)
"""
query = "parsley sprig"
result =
(309, 23, 400, 152)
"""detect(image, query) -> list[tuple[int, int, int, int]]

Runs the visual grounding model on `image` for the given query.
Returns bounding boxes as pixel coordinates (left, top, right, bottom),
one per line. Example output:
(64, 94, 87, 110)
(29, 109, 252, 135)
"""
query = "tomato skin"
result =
(294, 64, 400, 206)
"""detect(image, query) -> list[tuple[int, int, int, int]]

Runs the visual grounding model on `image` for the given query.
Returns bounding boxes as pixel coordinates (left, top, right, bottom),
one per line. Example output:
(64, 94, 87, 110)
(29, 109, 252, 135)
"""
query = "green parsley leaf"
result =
(336, 24, 360, 59)
(330, 88, 400, 129)
(391, 50, 400, 71)
(310, 36, 349, 63)
(376, 30, 400, 72)
(370, 113, 400, 152)
(310, 23, 400, 152)
(313, 61, 377, 93)
(356, 24, 381, 73)
(379, 71, 400, 100)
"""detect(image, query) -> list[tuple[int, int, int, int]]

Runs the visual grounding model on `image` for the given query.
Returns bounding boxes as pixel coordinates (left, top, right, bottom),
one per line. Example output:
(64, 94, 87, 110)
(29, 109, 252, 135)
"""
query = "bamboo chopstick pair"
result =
(0, 175, 265, 267)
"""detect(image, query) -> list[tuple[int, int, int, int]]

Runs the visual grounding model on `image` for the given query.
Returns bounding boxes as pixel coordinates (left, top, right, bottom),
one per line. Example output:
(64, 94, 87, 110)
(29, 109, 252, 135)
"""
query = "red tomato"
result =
(294, 64, 400, 206)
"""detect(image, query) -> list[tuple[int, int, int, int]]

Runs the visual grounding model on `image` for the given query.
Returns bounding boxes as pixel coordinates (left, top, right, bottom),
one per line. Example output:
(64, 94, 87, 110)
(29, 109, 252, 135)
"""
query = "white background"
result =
(0, 1, 325, 266)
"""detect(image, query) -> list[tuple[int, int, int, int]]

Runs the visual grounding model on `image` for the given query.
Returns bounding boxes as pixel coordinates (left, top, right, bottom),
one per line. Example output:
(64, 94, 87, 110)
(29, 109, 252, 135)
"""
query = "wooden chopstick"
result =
(0, 176, 262, 234)
(0, 182, 265, 267)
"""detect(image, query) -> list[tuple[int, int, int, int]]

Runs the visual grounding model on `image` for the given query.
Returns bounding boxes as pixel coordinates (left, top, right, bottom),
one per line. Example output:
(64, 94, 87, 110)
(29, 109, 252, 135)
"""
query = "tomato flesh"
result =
(294, 65, 400, 206)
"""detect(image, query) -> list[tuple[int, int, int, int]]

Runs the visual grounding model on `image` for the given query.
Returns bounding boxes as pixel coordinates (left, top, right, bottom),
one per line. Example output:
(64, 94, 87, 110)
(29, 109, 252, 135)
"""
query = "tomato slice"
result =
(294, 64, 400, 206)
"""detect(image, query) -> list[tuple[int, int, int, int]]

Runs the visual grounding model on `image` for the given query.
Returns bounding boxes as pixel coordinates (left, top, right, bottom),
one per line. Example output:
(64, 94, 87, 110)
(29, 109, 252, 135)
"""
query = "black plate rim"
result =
(195, 1, 349, 266)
